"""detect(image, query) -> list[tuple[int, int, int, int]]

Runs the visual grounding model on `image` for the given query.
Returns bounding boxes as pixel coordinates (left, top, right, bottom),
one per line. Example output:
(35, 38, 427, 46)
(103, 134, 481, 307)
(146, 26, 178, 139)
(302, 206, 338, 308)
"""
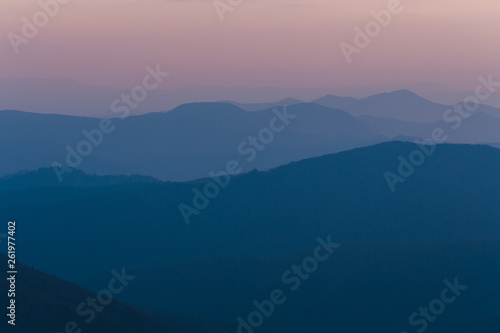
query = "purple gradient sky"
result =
(1, 0, 499, 90)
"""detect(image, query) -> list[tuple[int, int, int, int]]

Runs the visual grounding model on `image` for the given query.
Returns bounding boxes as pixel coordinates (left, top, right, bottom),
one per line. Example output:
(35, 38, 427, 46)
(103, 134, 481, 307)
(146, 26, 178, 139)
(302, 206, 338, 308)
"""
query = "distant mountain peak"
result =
(166, 102, 245, 115)
(277, 97, 304, 105)
(314, 94, 359, 101)
(368, 89, 424, 100)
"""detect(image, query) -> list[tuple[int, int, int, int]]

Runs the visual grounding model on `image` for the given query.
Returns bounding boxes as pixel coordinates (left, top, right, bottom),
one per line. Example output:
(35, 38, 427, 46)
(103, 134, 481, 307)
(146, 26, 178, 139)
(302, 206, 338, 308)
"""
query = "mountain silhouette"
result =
(313, 89, 500, 122)
(1, 142, 499, 331)
(0, 254, 237, 333)
(360, 112, 500, 144)
(0, 103, 385, 181)
(2, 142, 500, 282)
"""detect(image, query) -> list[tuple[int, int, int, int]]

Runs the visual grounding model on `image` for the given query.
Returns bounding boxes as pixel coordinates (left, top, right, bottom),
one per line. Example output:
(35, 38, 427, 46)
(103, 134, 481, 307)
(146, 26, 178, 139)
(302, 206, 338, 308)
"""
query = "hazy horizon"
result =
(1, 0, 499, 91)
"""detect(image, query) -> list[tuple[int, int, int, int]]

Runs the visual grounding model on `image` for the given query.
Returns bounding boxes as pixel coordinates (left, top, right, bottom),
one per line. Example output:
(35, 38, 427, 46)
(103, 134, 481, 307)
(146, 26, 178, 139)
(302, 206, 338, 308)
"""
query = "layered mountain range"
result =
(2, 90, 500, 182)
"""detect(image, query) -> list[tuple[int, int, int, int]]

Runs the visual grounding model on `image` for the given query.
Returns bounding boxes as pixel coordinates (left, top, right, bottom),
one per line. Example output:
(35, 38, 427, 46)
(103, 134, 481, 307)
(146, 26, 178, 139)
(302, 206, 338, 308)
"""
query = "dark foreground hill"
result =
(0, 255, 234, 333)
(1, 142, 500, 283)
(0, 142, 499, 332)
(433, 314, 500, 333)
(114, 240, 500, 333)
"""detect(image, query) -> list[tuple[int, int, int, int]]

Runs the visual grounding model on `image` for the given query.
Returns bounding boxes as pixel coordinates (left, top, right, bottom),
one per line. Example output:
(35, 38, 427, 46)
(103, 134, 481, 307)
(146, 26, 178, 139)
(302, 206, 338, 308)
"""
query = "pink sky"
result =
(1, 0, 499, 90)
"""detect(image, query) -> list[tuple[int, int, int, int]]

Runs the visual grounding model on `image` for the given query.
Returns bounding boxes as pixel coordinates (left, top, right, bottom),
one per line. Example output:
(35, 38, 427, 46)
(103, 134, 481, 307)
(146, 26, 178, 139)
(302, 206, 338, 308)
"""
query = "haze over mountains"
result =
(3, 0, 497, 331)
(2, 90, 500, 182)
(2, 77, 500, 118)
(311, 89, 500, 122)
(2, 77, 499, 333)
(0, 77, 334, 117)
(2, 78, 499, 333)
(0, 103, 385, 181)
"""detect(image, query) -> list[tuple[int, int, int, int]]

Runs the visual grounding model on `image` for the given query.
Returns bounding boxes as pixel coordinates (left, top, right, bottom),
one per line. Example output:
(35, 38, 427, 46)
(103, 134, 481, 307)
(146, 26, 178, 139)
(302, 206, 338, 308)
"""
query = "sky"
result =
(1, 0, 499, 90)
